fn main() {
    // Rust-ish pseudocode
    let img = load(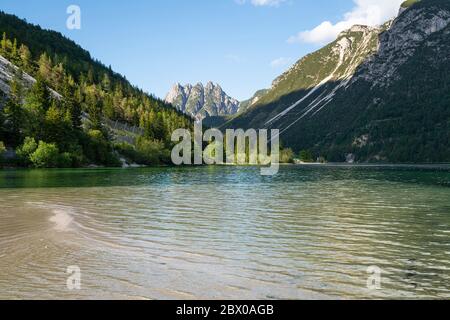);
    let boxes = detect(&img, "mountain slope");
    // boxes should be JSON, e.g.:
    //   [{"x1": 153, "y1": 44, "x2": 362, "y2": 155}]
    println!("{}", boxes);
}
[
  {"x1": 0, "y1": 55, "x2": 62, "y2": 100},
  {"x1": 0, "y1": 11, "x2": 192, "y2": 167},
  {"x1": 165, "y1": 82, "x2": 240, "y2": 120},
  {"x1": 228, "y1": 0, "x2": 450, "y2": 163},
  {"x1": 239, "y1": 89, "x2": 269, "y2": 113}
]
